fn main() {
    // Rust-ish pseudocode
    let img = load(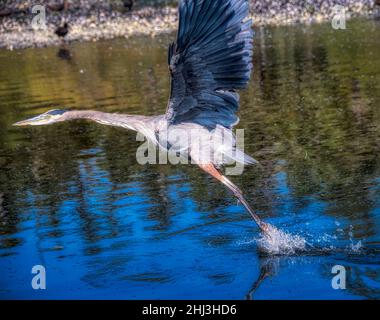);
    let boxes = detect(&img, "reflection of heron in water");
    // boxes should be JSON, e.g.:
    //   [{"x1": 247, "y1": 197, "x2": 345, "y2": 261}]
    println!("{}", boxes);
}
[
  {"x1": 246, "y1": 257, "x2": 278, "y2": 300},
  {"x1": 14, "y1": 0, "x2": 272, "y2": 235}
]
